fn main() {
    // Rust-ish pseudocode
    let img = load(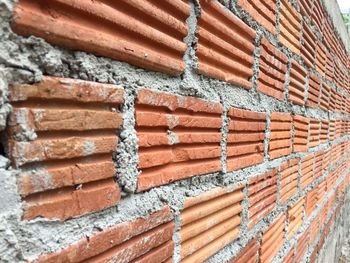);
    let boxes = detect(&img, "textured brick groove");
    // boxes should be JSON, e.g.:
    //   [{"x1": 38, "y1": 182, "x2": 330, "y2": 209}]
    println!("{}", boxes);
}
[
  {"x1": 296, "y1": 227, "x2": 309, "y2": 262},
  {"x1": 288, "y1": 60, "x2": 307, "y2": 106},
  {"x1": 287, "y1": 197, "x2": 304, "y2": 239},
  {"x1": 180, "y1": 186, "x2": 243, "y2": 262},
  {"x1": 301, "y1": 22, "x2": 316, "y2": 68},
  {"x1": 306, "y1": 73, "x2": 321, "y2": 109},
  {"x1": 293, "y1": 115, "x2": 309, "y2": 152},
  {"x1": 301, "y1": 154, "x2": 314, "y2": 190},
  {"x1": 6, "y1": 77, "x2": 122, "y2": 220},
  {"x1": 279, "y1": 158, "x2": 299, "y2": 204},
  {"x1": 229, "y1": 237, "x2": 259, "y2": 263},
  {"x1": 269, "y1": 112, "x2": 292, "y2": 159},
  {"x1": 135, "y1": 89, "x2": 223, "y2": 191}
]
